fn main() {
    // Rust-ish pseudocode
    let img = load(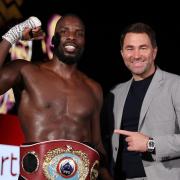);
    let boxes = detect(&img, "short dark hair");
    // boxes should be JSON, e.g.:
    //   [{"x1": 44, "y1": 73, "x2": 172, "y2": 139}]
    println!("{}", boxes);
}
[
  {"x1": 120, "y1": 22, "x2": 157, "y2": 49},
  {"x1": 56, "y1": 13, "x2": 85, "y2": 31}
]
